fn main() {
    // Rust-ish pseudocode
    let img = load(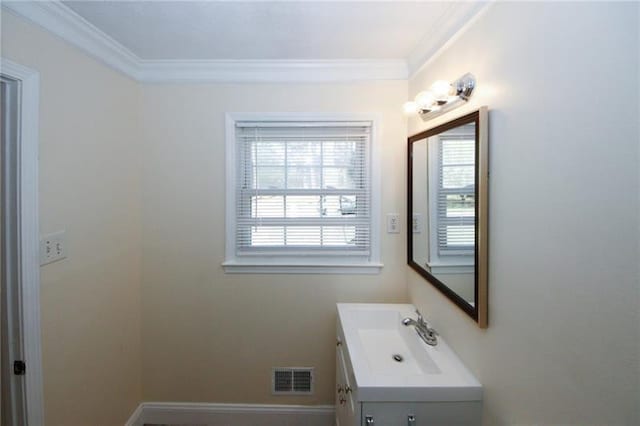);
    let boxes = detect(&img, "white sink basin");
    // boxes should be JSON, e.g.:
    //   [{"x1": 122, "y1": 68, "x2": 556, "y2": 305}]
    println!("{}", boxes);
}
[{"x1": 337, "y1": 303, "x2": 482, "y2": 402}]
